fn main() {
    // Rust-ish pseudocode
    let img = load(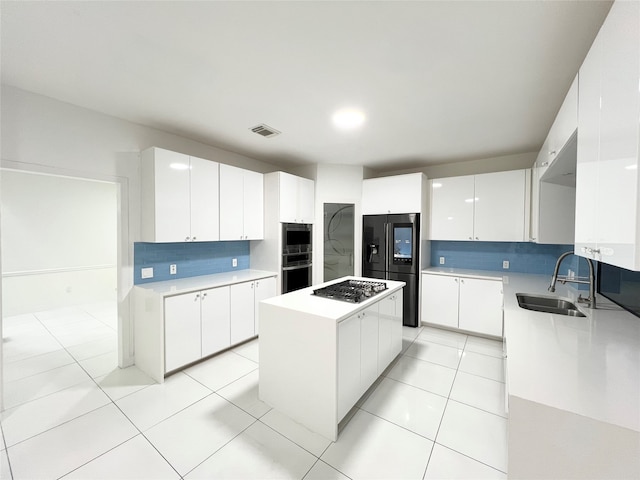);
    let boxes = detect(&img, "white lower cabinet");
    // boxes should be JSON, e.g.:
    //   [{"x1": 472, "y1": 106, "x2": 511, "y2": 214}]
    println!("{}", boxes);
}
[
  {"x1": 378, "y1": 292, "x2": 403, "y2": 374},
  {"x1": 337, "y1": 313, "x2": 361, "y2": 421},
  {"x1": 421, "y1": 273, "x2": 503, "y2": 337},
  {"x1": 165, "y1": 286, "x2": 232, "y2": 373},
  {"x1": 337, "y1": 298, "x2": 403, "y2": 421},
  {"x1": 201, "y1": 287, "x2": 231, "y2": 357},
  {"x1": 230, "y1": 277, "x2": 277, "y2": 344},
  {"x1": 164, "y1": 292, "x2": 203, "y2": 372}
]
